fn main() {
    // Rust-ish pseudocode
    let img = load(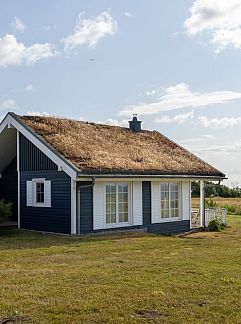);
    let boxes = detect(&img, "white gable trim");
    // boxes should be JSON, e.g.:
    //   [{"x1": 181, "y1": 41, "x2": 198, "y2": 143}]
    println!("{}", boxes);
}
[{"x1": 0, "y1": 113, "x2": 77, "y2": 178}]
